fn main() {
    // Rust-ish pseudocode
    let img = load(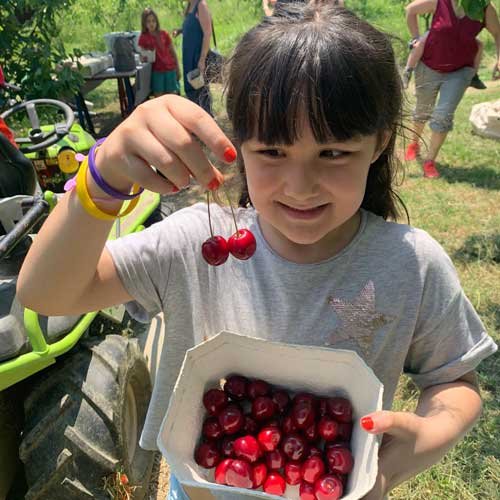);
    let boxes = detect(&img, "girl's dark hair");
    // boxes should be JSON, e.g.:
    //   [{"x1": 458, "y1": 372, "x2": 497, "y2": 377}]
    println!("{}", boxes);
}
[
  {"x1": 141, "y1": 7, "x2": 160, "y2": 33},
  {"x1": 226, "y1": 2, "x2": 406, "y2": 221}
]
